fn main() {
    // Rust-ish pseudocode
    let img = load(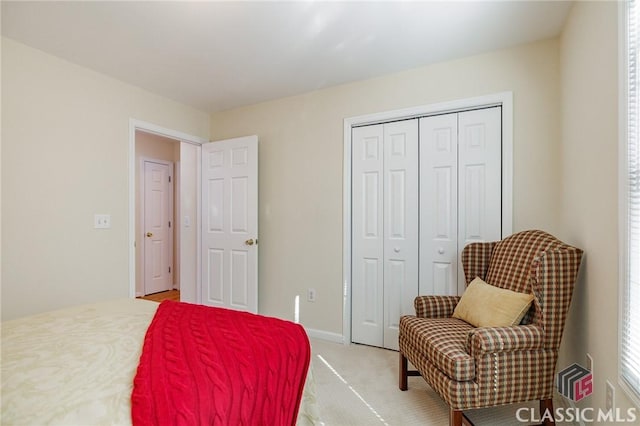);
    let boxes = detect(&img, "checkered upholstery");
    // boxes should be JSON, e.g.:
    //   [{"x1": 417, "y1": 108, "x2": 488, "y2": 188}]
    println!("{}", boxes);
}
[
  {"x1": 414, "y1": 295, "x2": 460, "y2": 318},
  {"x1": 400, "y1": 317, "x2": 475, "y2": 381},
  {"x1": 461, "y1": 240, "x2": 496, "y2": 285},
  {"x1": 399, "y1": 230, "x2": 583, "y2": 411},
  {"x1": 467, "y1": 324, "x2": 544, "y2": 355}
]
